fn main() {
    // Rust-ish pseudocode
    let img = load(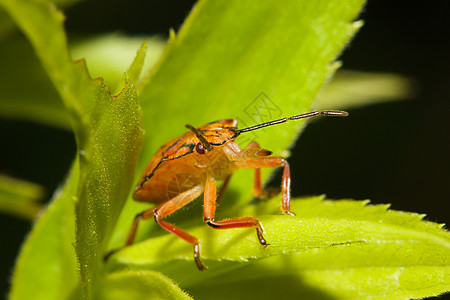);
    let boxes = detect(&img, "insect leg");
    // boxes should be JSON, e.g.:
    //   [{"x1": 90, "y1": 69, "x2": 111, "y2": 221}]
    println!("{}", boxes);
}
[
  {"x1": 153, "y1": 185, "x2": 207, "y2": 270},
  {"x1": 215, "y1": 174, "x2": 232, "y2": 204},
  {"x1": 203, "y1": 174, "x2": 268, "y2": 247},
  {"x1": 253, "y1": 168, "x2": 262, "y2": 197},
  {"x1": 235, "y1": 157, "x2": 294, "y2": 216},
  {"x1": 125, "y1": 206, "x2": 156, "y2": 246},
  {"x1": 244, "y1": 141, "x2": 263, "y2": 197},
  {"x1": 104, "y1": 204, "x2": 161, "y2": 262}
]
